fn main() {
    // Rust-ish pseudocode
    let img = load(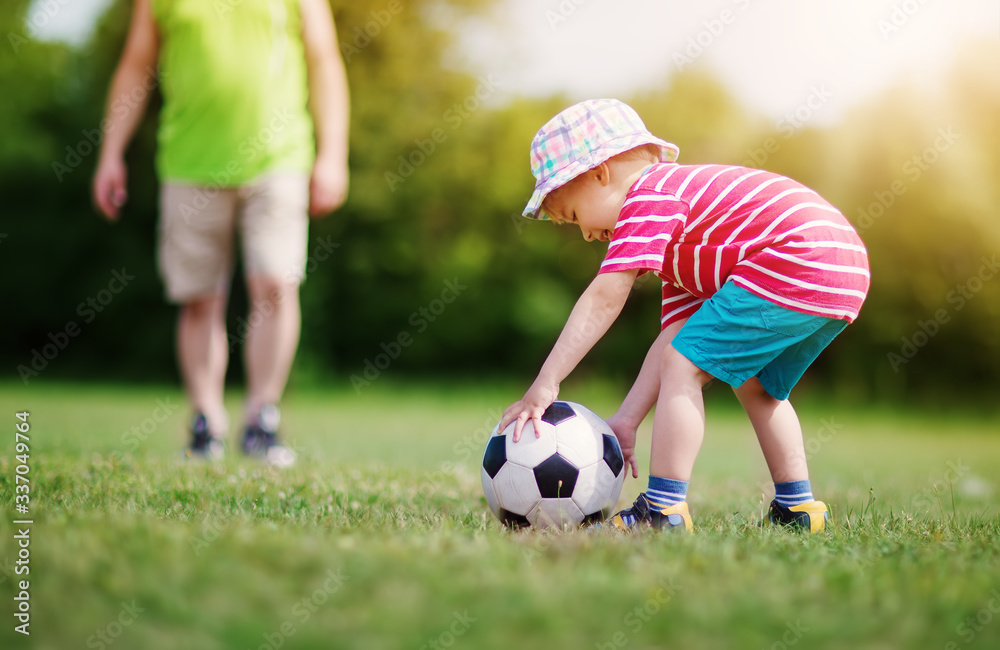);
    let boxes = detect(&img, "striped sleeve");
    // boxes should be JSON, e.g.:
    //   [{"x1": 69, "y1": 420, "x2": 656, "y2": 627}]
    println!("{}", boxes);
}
[
  {"x1": 661, "y1": 282, "x2": 704, "y2": 330},
  {"x1": 599, "y1": 192, "x2": 687, "y2": 275}
]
